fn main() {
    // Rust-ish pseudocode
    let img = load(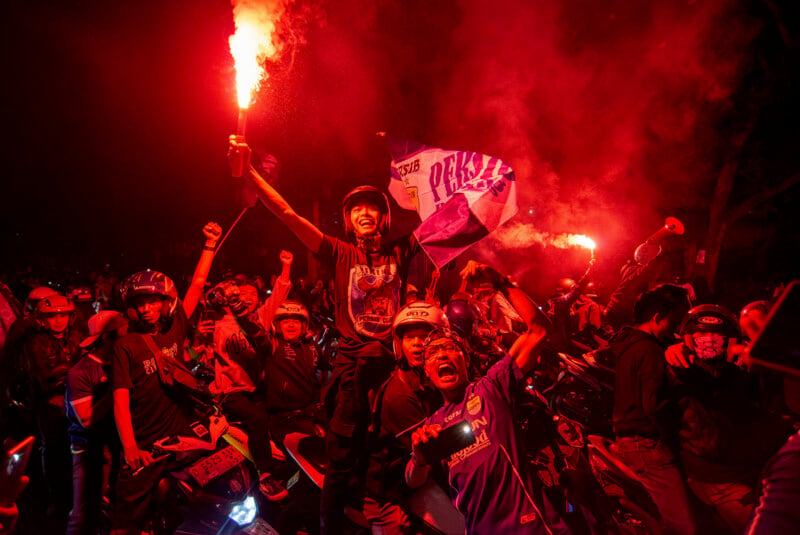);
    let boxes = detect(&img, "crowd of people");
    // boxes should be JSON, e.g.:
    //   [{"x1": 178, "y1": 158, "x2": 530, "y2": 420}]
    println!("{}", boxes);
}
[{"x1": 0, "y1": 138, "x2": 797, "y2": 535}]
